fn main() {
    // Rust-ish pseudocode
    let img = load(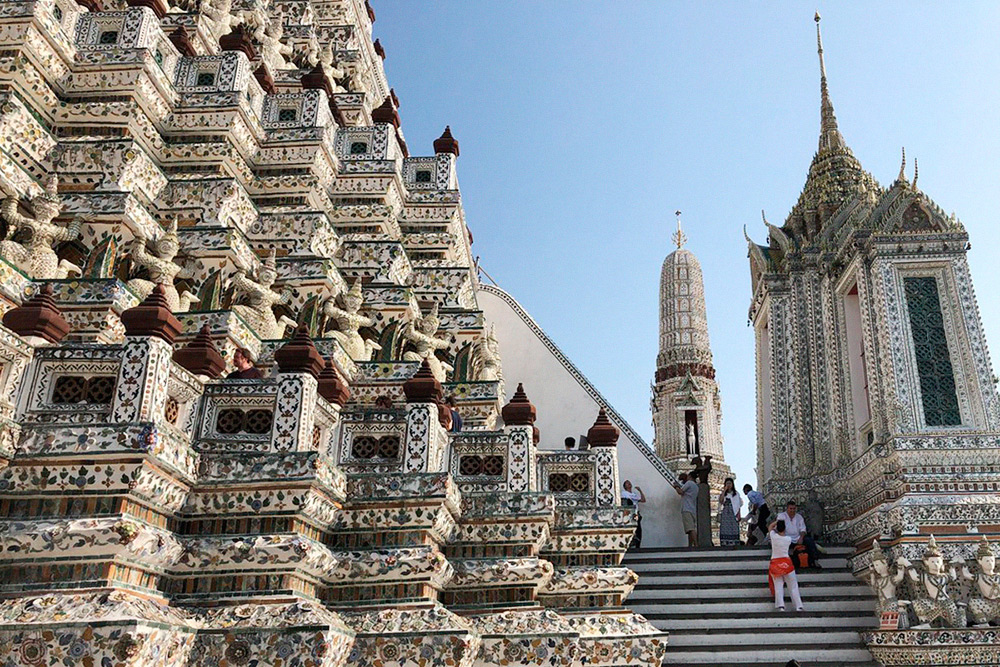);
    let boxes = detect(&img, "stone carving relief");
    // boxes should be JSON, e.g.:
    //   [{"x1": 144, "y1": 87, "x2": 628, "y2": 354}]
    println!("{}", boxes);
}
[
  {"x1": 402, "y1": 303, "x2": 452, "y2": 382},
  {"x1": 474, "y1": 324, "x2": 501, "y2": 382},
  {"x1": 960, "y1": 535, "x2": 1000, "y2": 627},
  {"x1": 323, "y1": 280, "x2": 380, "y2": 361},
  {"x1": 902, "y1": 535, "x2": 966, "y2": 628},
  {"x1": 231, "y1": 248, "x2": 296, "y2": 339},
  {"x1": 259, "y1": 12, "x2": 292, "y2": 72},
  {"x1": 126, "y1": 218, "x2": 198, "y2": 312},
  {"x1": 0, "y1": 175, "x2": 82, "y2": 279},
  {"x1": 868, "y1": 540, "x2": 910, "y2": 628}
]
